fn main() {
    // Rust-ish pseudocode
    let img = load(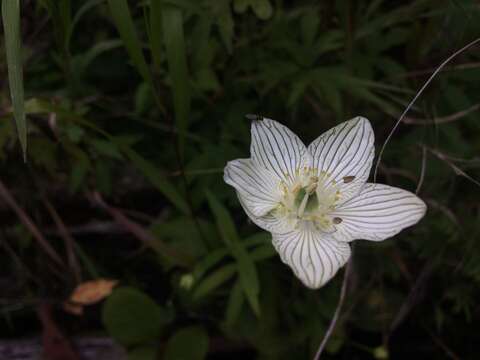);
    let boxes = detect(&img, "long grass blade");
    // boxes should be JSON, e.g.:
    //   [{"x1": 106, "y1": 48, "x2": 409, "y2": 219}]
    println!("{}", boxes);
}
[
  {"x1": 106, "y1": 0, "x2": 152, "y2": 86},
  {"x1": 206, "y1": 191, "x2": 261, "y2": 316},
  {"x1": 161, "y1": 4, "x2": 190, "y2": 156},
  {"x1": 149, "y1": 0, "x2": 162, "y2": 72},
  {"x1": 2, "y1": 0, "x2": 27, "y2": 159}
]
